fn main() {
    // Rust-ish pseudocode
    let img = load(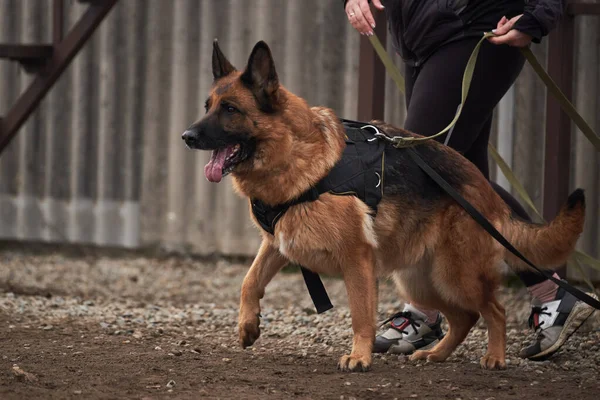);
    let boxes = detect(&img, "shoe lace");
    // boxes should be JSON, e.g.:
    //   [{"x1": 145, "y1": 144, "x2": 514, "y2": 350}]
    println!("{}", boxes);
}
[
  {"x1": 527, "y1": 306, "x2": 551, "y2": 330},
  {"x1": 379, "y1": 311, "x2": 421, "y2": 334}
]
